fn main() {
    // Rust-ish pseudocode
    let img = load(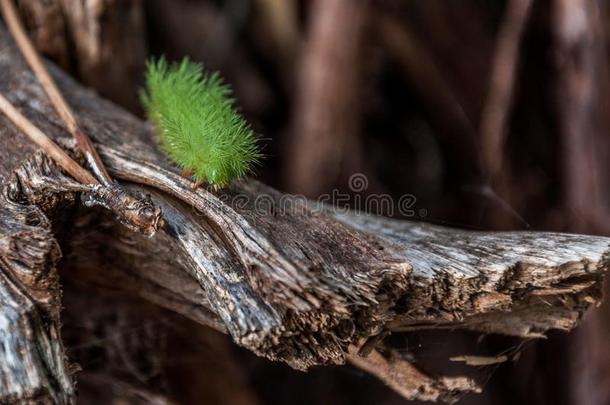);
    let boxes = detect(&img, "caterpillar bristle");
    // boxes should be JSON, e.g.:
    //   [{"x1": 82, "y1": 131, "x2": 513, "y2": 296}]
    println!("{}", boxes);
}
[{"x1": 141, "y1": 56, "x2": 262, "y2": 188}]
